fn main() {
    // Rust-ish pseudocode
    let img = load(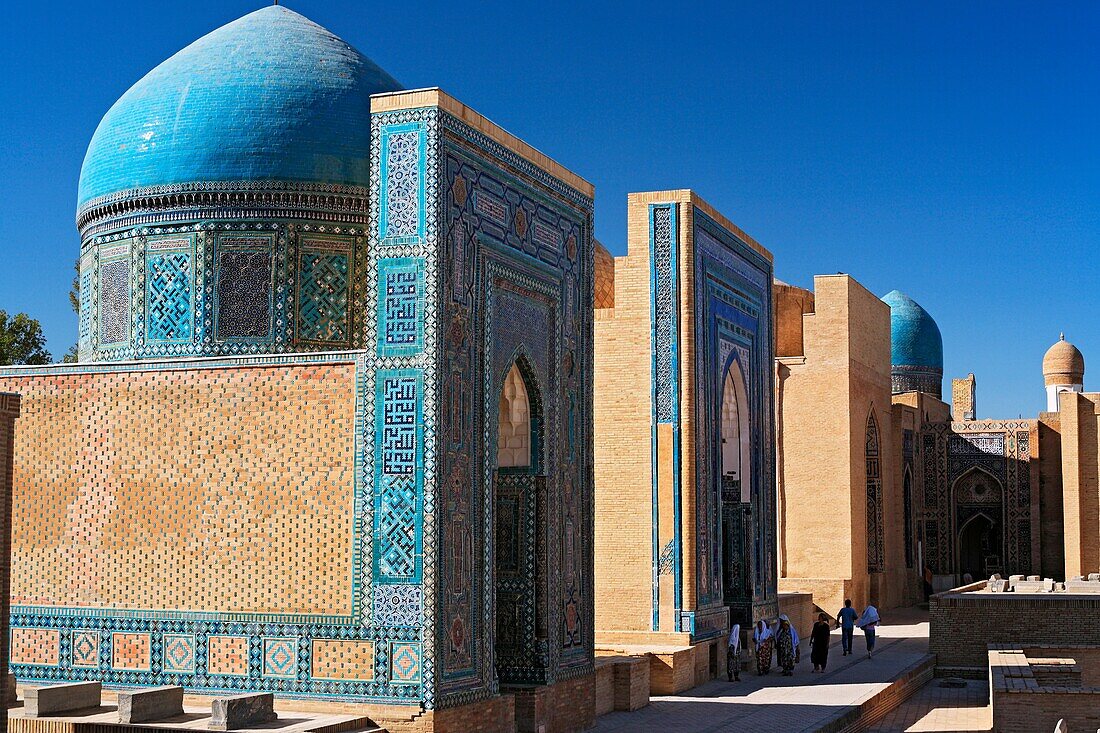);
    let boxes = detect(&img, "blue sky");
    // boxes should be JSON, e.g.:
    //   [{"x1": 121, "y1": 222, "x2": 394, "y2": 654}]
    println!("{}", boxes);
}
[{"x1": 1, "y1": 1, "x2": 1096, "y2": 417}]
